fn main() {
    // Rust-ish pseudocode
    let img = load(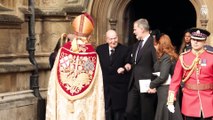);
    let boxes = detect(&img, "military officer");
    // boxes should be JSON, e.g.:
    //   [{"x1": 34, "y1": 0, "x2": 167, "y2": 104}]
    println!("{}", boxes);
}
[{"x1": 167, "y1": 28, "x2": 213, "y2": 120}]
